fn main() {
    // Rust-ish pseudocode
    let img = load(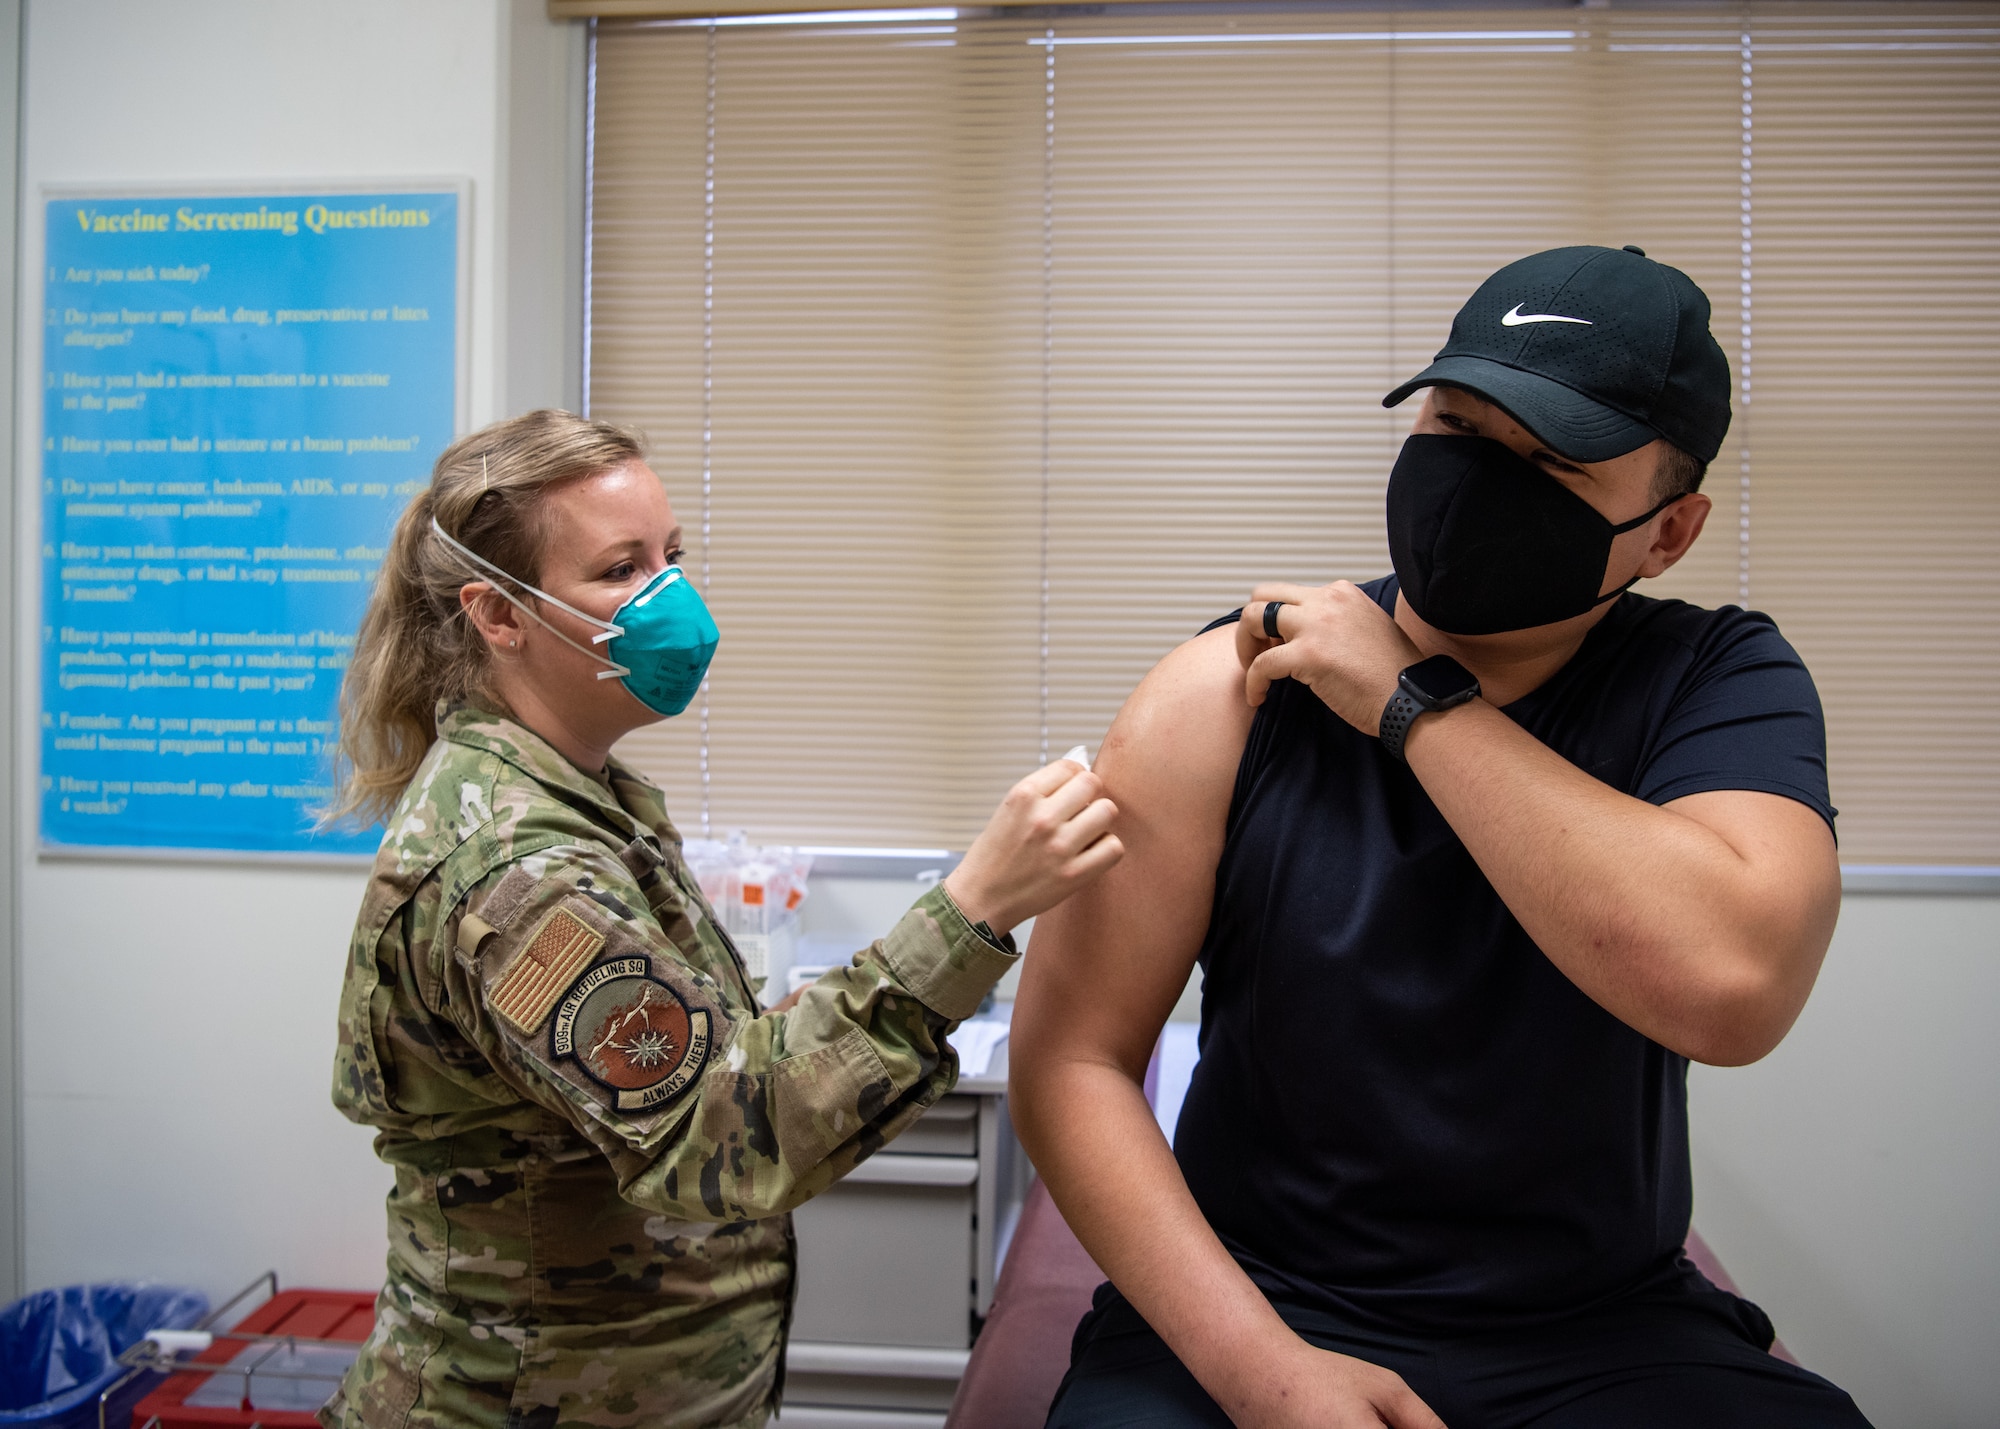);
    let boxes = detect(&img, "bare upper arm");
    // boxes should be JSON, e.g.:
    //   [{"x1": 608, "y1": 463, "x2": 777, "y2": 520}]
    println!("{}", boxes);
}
[
  {"x1": 1012, "y1": 625, "x2": 1255, "y2": 1082},
  {"x1": 1664, "y1": 788, "x2": 1842, "y2": 969}
]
